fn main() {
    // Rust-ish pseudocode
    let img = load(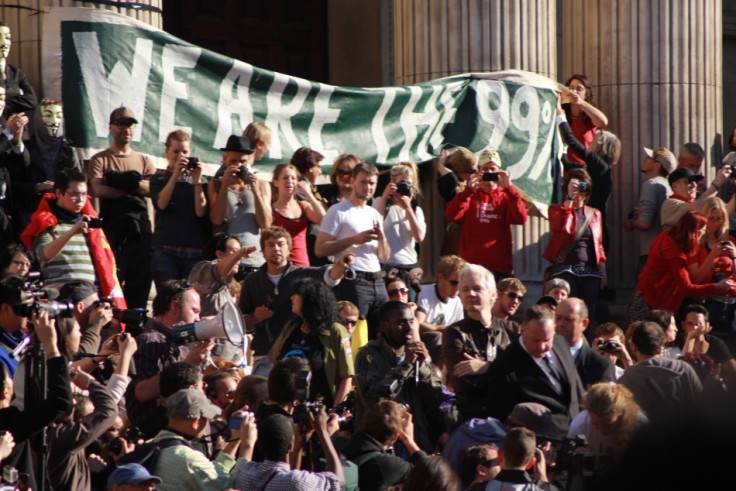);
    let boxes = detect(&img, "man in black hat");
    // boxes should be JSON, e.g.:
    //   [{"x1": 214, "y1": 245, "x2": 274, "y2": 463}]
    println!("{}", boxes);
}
[
  {"x1": 207, "y1": 135, "x2": 271, "y2": 271},
  {"x1": 661, "y1": 165, "x2": 730, "y2": 230},
  {"x1": 88, "y1": 107, "x2": 156, "y2": 308}
]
